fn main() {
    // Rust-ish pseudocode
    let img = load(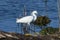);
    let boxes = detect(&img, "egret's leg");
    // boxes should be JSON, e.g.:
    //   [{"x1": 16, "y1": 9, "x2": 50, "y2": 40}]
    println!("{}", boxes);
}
[
  {"x1": 23, "y1": 24, "x2": 28, "y2": 34},
  {"x1": 23, "y1": 23, "x2": 27, "y2": 34},
  {"x1": 28, "y1": 23, "x2": 32, "y2": 34},
  {"x1": 21, "y1": 23, "x2": 23, "y2": 33}
]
